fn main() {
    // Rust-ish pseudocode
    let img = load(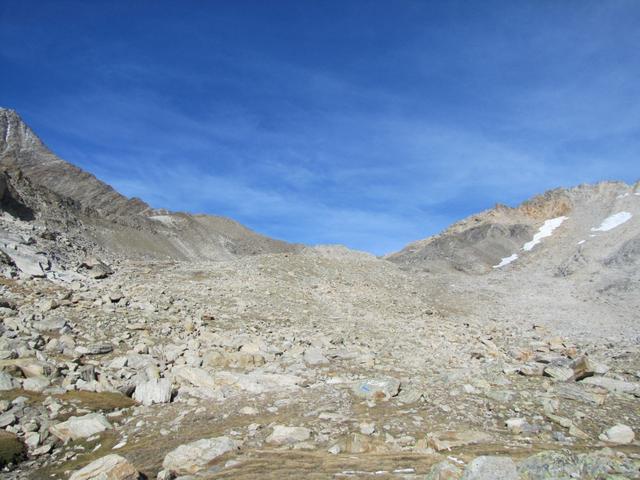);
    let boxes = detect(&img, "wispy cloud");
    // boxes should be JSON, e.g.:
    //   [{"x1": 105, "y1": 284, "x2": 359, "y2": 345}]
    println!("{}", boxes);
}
[{"x1": 2, "y1": 1, "x2": 639, "y2": 254}]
